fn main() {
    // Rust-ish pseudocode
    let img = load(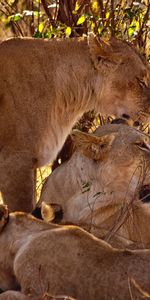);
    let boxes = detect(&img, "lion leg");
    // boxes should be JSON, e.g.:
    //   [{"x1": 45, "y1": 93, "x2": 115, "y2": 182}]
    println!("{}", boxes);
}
[
  {"x1": 0, "y1": 291, "x2": 31, "y2": 300},
  {"x1": 0, "y1": 152, "x2": 36, "y2": 212}
]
